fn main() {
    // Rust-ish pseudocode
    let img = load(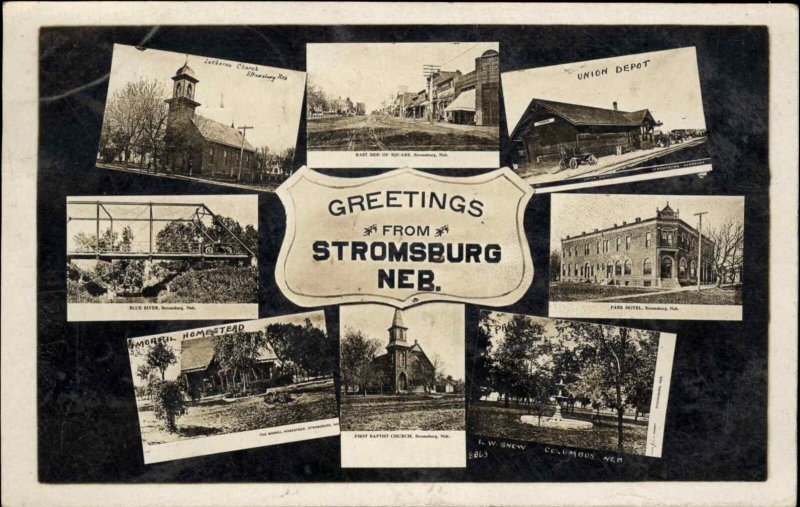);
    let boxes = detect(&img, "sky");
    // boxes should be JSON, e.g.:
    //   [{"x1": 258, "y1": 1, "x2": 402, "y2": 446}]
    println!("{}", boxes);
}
[
  {"x1": 340, "y1": 303, "x2": 465, "y2": 380},
  {"x1": 106, "y1": 44, "x2": 306, "y2": 152},
  {"x1": 502, "y1": 47, "x2": 707, "y2": 134},
  {"x1": 66, "y1": 194, "x2": 257, "y2": 251},
  {"x1": 308, "y1": 42, "x2": 498, "y2": 112},
  {"x1": 128, "y1": 312, "x2": 326, "y2": 387},
  {"x1": 549, "y1": 194, "x2": 745, "y2": 247}
]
